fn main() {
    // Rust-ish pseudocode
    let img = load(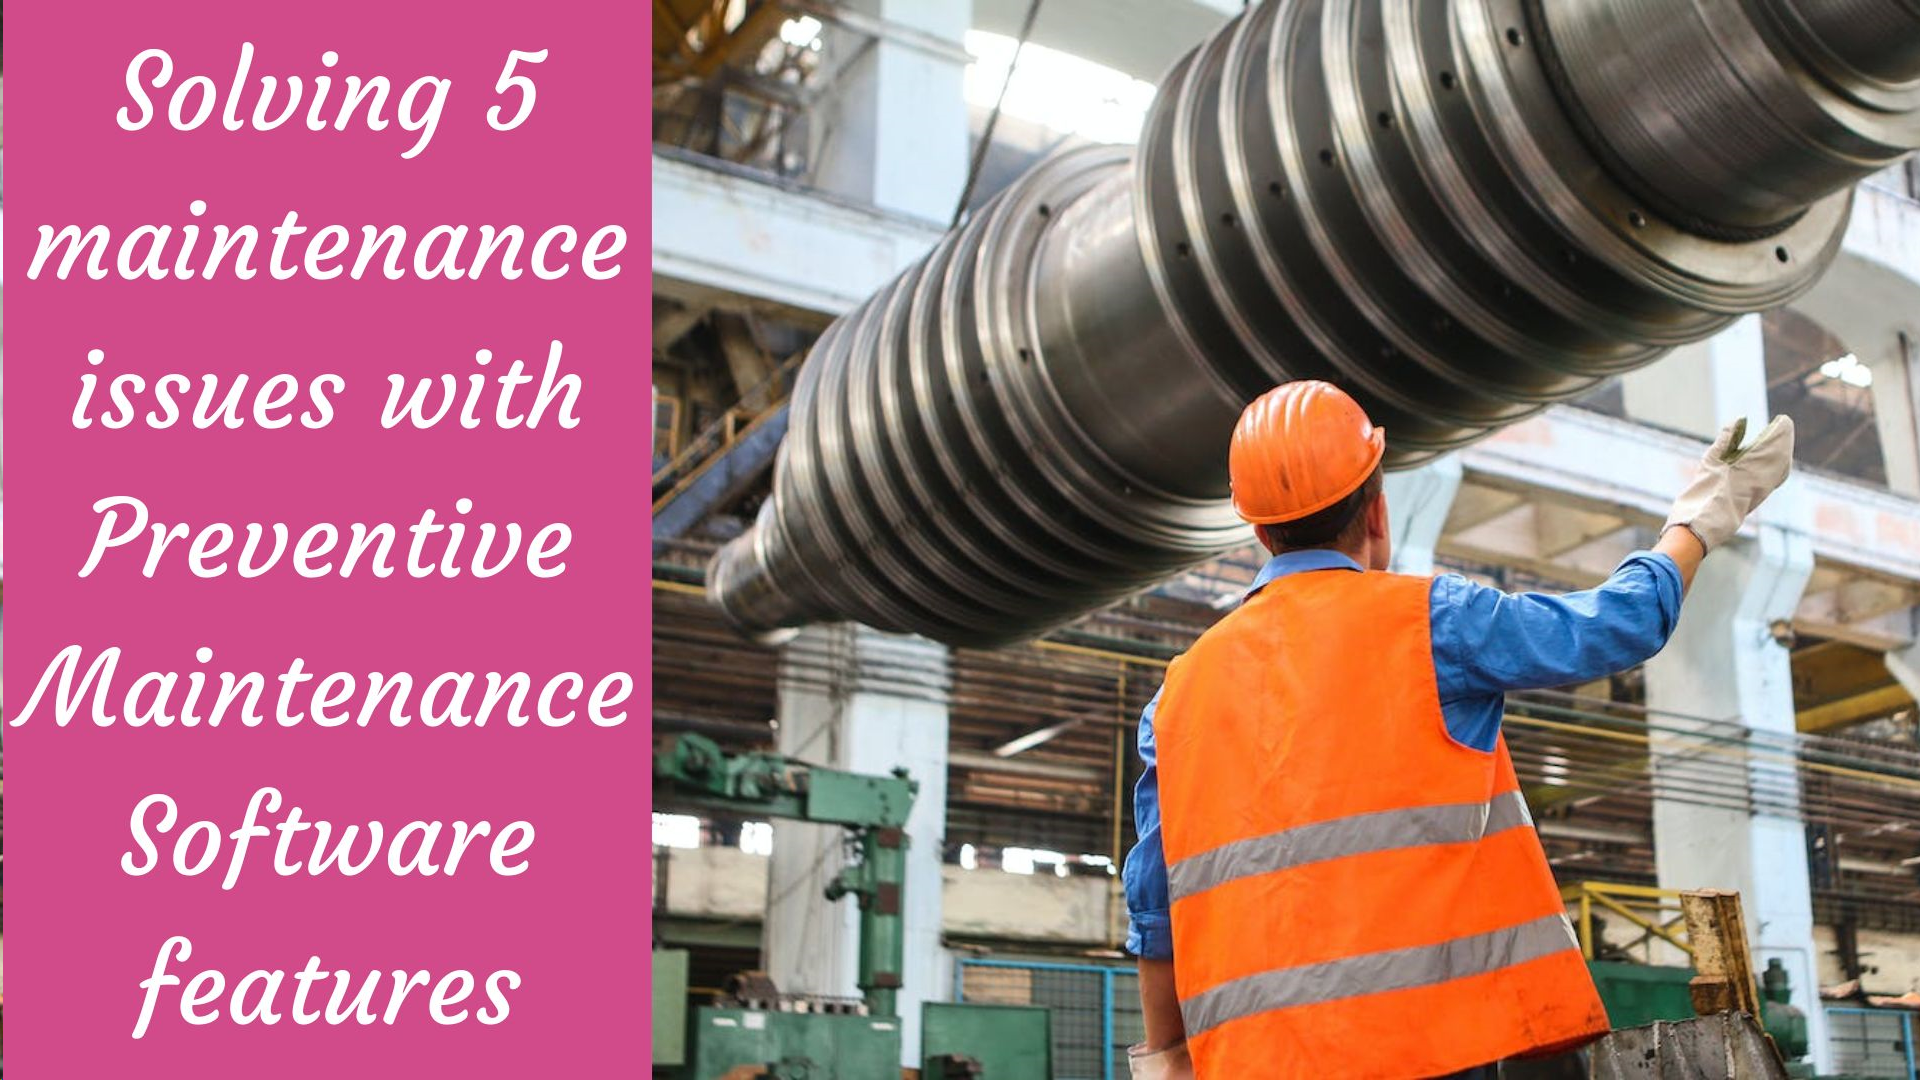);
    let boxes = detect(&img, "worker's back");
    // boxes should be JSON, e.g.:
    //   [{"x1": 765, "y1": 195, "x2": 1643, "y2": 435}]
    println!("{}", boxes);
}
[{"x1": 1154, "y1": 567, "x2": 1607, "y2": 1078}]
